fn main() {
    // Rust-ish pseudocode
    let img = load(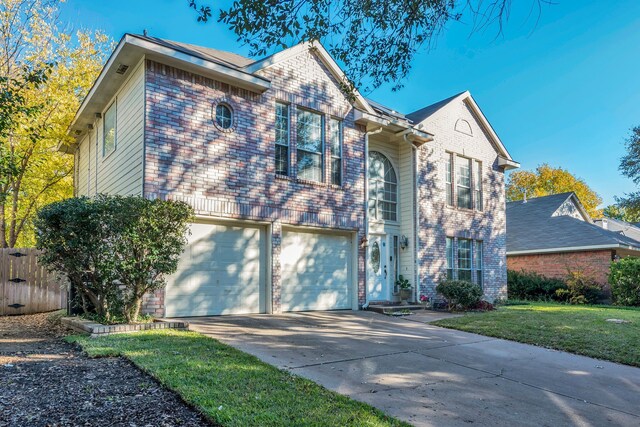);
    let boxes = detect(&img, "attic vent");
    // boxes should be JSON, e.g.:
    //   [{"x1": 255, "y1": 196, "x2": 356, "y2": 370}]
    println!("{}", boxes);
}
[{"x1": 115, "y1": 64, "x2": 129, "y2": 75}]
